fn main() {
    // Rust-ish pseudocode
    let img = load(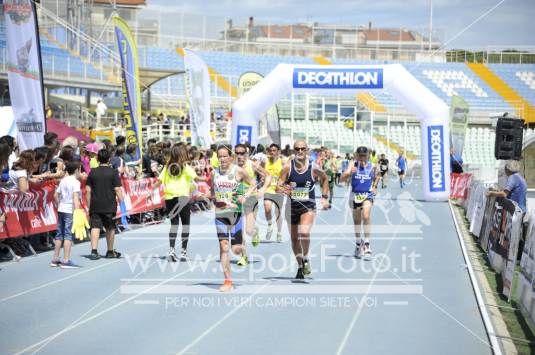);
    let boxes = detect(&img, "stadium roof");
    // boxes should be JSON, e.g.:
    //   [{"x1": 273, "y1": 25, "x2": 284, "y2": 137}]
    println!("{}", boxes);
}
[{"x1": 139, "y1": 68, "x2": 184, "y2": 90}]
